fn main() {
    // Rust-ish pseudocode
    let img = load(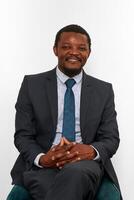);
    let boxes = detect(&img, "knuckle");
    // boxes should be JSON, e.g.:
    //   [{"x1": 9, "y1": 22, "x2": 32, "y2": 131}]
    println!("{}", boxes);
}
[{"x1": 51, "y1": 156, "x2": 55, "y2": 160}]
